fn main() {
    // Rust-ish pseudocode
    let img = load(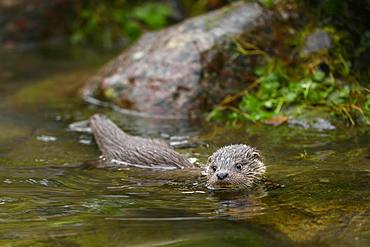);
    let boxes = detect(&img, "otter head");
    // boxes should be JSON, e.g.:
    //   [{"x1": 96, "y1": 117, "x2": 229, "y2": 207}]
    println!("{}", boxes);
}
[{"x1": 206, "y1": 144, "x2": 266, "y2": 190}]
